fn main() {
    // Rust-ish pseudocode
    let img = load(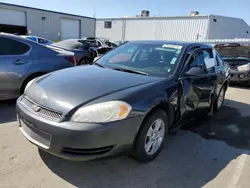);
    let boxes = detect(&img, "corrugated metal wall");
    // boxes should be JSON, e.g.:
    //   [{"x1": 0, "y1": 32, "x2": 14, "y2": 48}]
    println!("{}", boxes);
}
[
  {"x1": 0, "y1": 3, "x2": 96, "y2": 41},
  {"x1": 125, "y1": 17, "x2": 209, "y2": 41},
  {"x1": 96, "y1": 15, "x2": 250, "y2": 42},
  {"x1": 96, "y1": 17, "x2": 210, "y2": 42},
  {"x1": 207, "y1": 15, "x2": 250, "y2": 39},
  {"x1": 95, "y1": 19, "x2": 123, "y2": 41}
]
